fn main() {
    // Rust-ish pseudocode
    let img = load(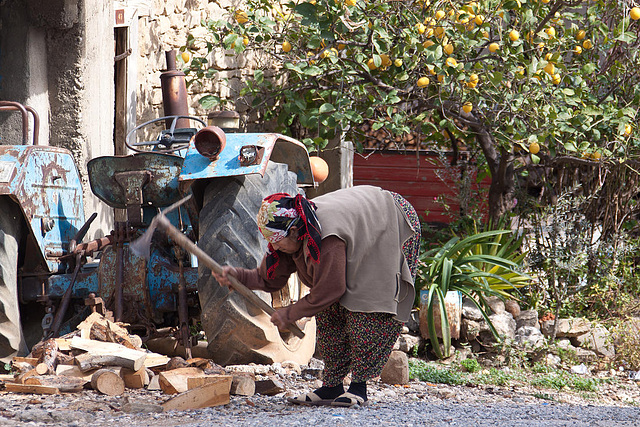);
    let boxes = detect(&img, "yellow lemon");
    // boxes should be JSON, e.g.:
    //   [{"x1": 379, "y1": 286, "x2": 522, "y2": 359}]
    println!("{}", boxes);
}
[
  {"x1": 425, "y1": 27, "x2": 434, "y2": 38},
  {"x1": 529, "y1": 142, "x2": 540, "y2": 154},
  {"x1": 181, "y1": 51, "x2": 190, "y2": 62},
  {"x1": 593, "y1": 151, "x2": 602, "y2": 160},
  {"x1": 345, "y1": 0, "x2": 357, "y2": 5},
  {"x1": 631, "y1": 7, "x2": 640, "y2": 21},
  {"x1": 475, "y1": 15, "x2": 484, "y2": 25},
  {"x1": 417, "y1": 76, "x2": 430, "y2": 87},
  {"x1": 545, "y1": 53, "x2": 553, "y2": 61},
  {"x1": 428, "y1": 65, "x2": 436, "y2": 75},
  {"x1": 380, "y1": 54, "x2": 392, "y2": 67},
  {"x1": 434, "y1": 27, "x2": 445, "y2": 39},
  {"x1": 423, "y1": 40, "x2": 435, "y2": 48},
  {"x1": 466, "y1": 81, "x2": 477, "y2": 89},
  {"x1": 337, "y1": 43, "x2": 346, "y2": 50},
  {"x1": 509, "y1": 30, "x2": 520, "y2": 41},
  {"x1": 282, "y1": 40, "x2": 292, "y2": 52},
  {"x1": 446, "y1": 57, "x2": 457, "y2": 67},
  {"x1": 537, "y1": 42, "x2": 545, "y2": 51},
  {"x1": 583, "y1": 39, "x2": 593, "y2": 49},
  {"x1": 366, "y1": 58, "x2": 377, "y2": 70},
  {"x1": 624, "y1": 124, "x2": 633, "y2": 136},
  {"x1": 516, "y1": 66, "x2": 525, "y2": 75},
  {"x1": 394, "y1": 58, "x2": 403, "y2": 67},
  {"x1": 469, "y1": 73, "x2": 479, "y2": 83},
  {"x1": 437, "y1": 74, "x2": 444, "y2": 83},
  {"x1": 489, "y1": 42, "x2": 500, "y2": 53},
  {"x1": 462, "y1": 102, "x2": 473, "y2": 113},
  {"x1": 576, "y1": 30, "x2": 586, "y2": 41},
  {"x1": 482, "y1": 31, "x2": 490, "y2": 39},
  {"x1": 235, "y1": 10, "x2": 249, "y2": 24},
  {"x1": 573, "y1": 45, "x2": 582, "y2": 54},
  {"x1": 546, "y1": 27, "x2": 556, "y2": 38},
  {"x1": 435, "y1": 10, "x2": 445, "y2": 20},
  {"x1": 417, "y1": 23, "x2": 427, "y2": 34},
  {"x1": 444, "y1": 44, "x2": 454, "y2": 55},
  {"x1": 541, "y1": 0, "x2": 549, "y2": 3},
  {"x1": 243, "y1": 36, "x2": 249, "y2": 46},
  {"x1": 552, "y1": 73, "x2": 561, "y2": 84},
  {"x1": 543, "y1": 63, "x2": 555, "y2": 75}
]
